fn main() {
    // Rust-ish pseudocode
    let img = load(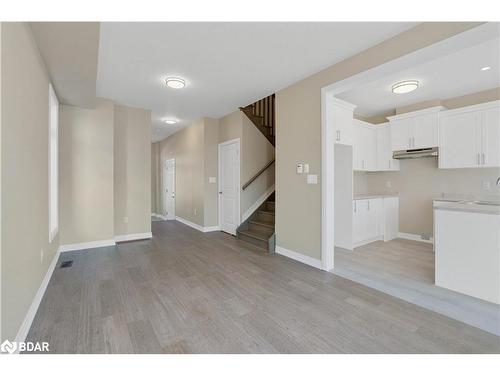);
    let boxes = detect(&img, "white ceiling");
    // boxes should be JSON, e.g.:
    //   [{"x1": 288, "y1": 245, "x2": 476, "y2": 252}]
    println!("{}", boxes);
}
[
  {"x1": 96, "y1": 22, "x2": 417, "y2": 142},
  {"x1": 337, "y1": 36, "x2": 500, "y2": 117}
]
